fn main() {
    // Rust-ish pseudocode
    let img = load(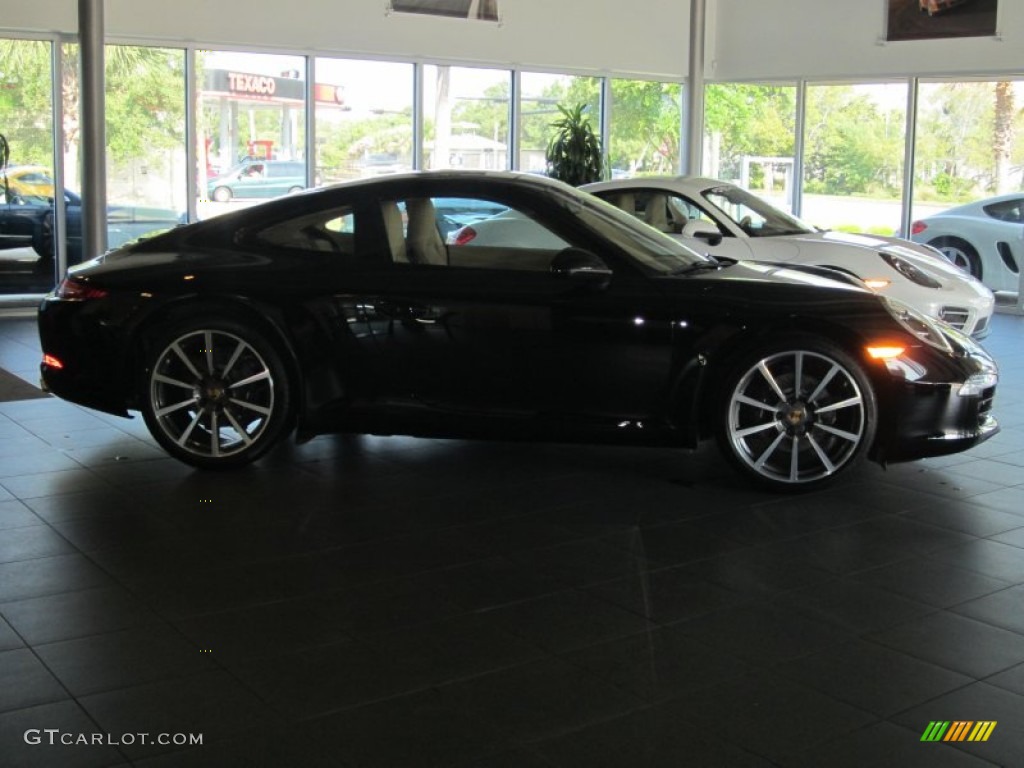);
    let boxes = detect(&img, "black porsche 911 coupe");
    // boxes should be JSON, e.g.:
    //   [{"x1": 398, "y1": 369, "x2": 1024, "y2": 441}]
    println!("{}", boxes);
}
[{"x1": 38, "y1": 171, "x2": 999, "y2": 490}]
